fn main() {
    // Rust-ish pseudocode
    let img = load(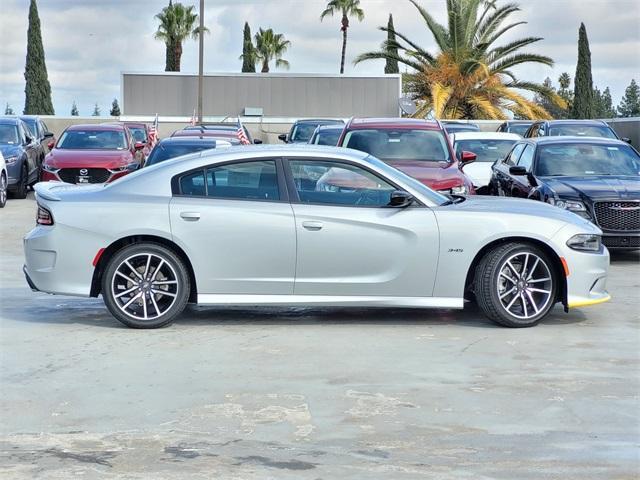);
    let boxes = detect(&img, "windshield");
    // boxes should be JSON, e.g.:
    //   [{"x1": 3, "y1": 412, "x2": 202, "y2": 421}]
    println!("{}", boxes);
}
[
  {"x1": 454, "y1": 139, "x2": 517, "y2": 163},
  {"x1": 444, "y1": 124, "x2": 479, "y2": 133},
  {"x1": 129, "y1": 127, "x2": 148, "y2": 143},
  {"x1": 508, "y1": 124, "x2": 531, "y2": 136},
  {"x1": 548, "y1": 124, "x2": 617, "y2": 139},
  {"x1": 312, "y1": 129, "x2": 342, "y2": 146},
  {"x1": 343, "y1": 128, "x2": 451, "y2": 163},
  {"x1": 0, "y1": 125, "x2": 20, "y2": 145},
  {"x1": 536, "y1": 143, "x2": 640, "y2": 177},
  {"x1": 146, "y1": 143, "x2": 215, "y2": 166},
  {"x1": 58, "y1": 129, "x2": 127, "y2": 150}
]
